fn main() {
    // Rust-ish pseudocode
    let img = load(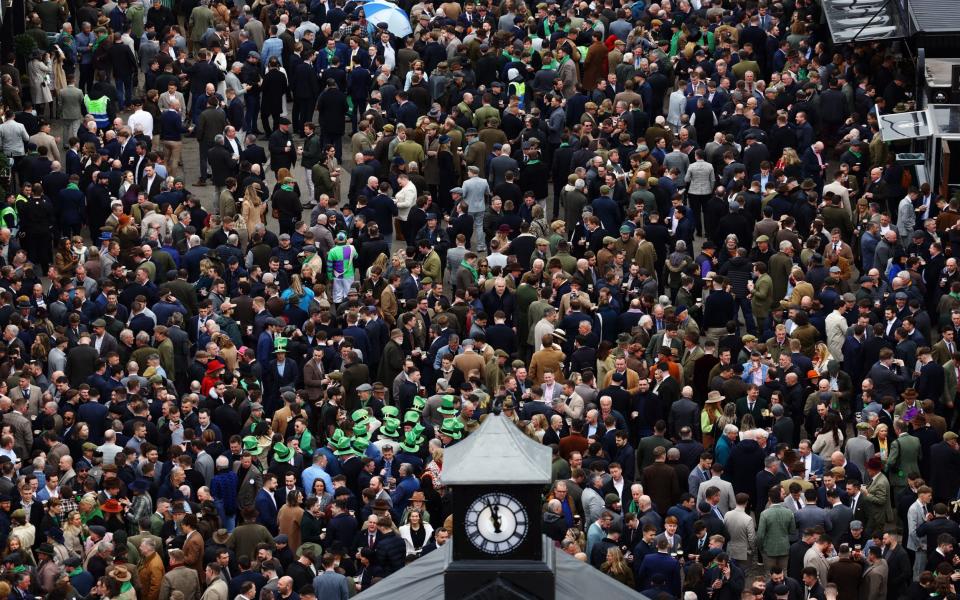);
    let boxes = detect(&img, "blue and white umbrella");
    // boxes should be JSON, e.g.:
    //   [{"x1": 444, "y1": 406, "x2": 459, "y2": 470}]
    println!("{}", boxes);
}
[{"x1": 362, "y1": 0, "x2": 413, "y2": 37}]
